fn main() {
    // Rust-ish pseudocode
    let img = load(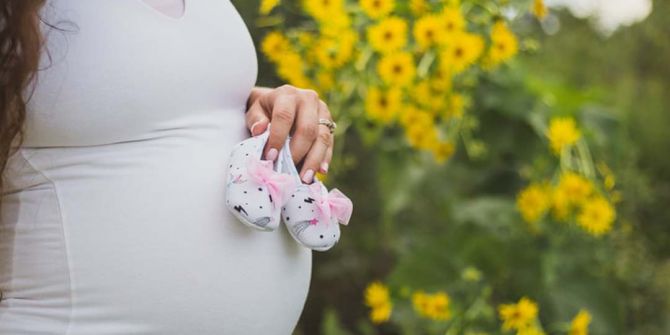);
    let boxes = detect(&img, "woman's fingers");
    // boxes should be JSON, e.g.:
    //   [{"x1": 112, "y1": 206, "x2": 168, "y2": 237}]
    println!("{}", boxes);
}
[
  {"x1": 244, "y1": 99, "x2": 270, "y2": 136},
  {"x1": 288, "y1": 89, "x2": 320, "y2": 165},
  {"x1": 248, "y1": 84, "x2": 334, "y2": 182},
  {"x1": 319, "y1": 100, "x2": 333, "y2": 174},
  {"x1": 297, "y1": 100, "x2": 333, "y2": 183},
  {"x1": 321, "y1": 144, "x2": 333, "y2": 174},
  {"x1": 262, "y1": 86, "x2": 297, "y2": 161},
  {"x1": 297, "y1": 125, "x2": 331, "y2": 183}
]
